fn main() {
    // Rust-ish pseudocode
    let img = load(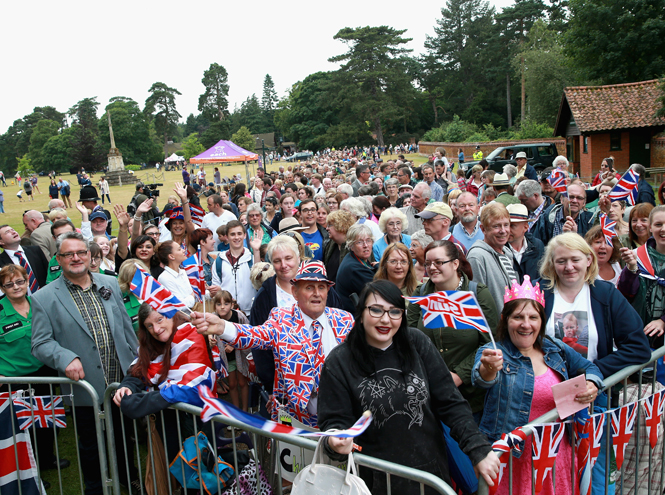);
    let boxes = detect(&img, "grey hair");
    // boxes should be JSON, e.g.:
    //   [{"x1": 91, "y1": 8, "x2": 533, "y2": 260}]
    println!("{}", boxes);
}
[
  {"x1": 345, "y1": 223, "x2": 373, "y2": 249},
  {"x1": 266, "y1": 235, "x2": 300, "y2": 262},
  {"x1": 503, "y1": 164, "x2": 517, "y2": 178},
  {"x1": 340, "y1": 197, "x2": 368, "y2": 219},
  {"x1": 411, "y1": 229, "x2": 434, "y2": 249},
  {"x1": 337, "y1": 184, "x2": 353, "y2": 196},
  {"x1": 378, "y1": 207, "x2": 407, "y2": 233},
  {"x1": 414, "y1": 182, "x2": 432, "y2": 200},
  {"x1": 358, "y1": 197, "x2": 373, "y2": 217},
  {"x1": 553, "y1": 155, "x2": 569, "y2": 169},
  {"x1": 631, "y1": 163, "x2": 646, "y2": 177},
  {"x1": 515, "y1": 179, "x2": 542, "y2": 199},
  {"x1": 246, "y1": 202, "x2": 264, "y2": 220},
  {"x1": 384, "y1": 177, "x2": 399, "y2": 187},
  {"x1": 55, "y1": 231, "x2": 89, "y2": 255}
]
